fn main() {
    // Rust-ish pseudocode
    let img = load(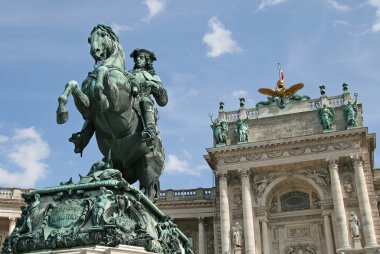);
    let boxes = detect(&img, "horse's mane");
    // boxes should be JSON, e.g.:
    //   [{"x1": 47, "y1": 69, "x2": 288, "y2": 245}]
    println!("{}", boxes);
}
[
  {"x1": 90, "y1": 24, "x2": 125, "y2": 69},
  {"x1": 90, "y1": 24, "x2": 119, "y2": 42}
]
